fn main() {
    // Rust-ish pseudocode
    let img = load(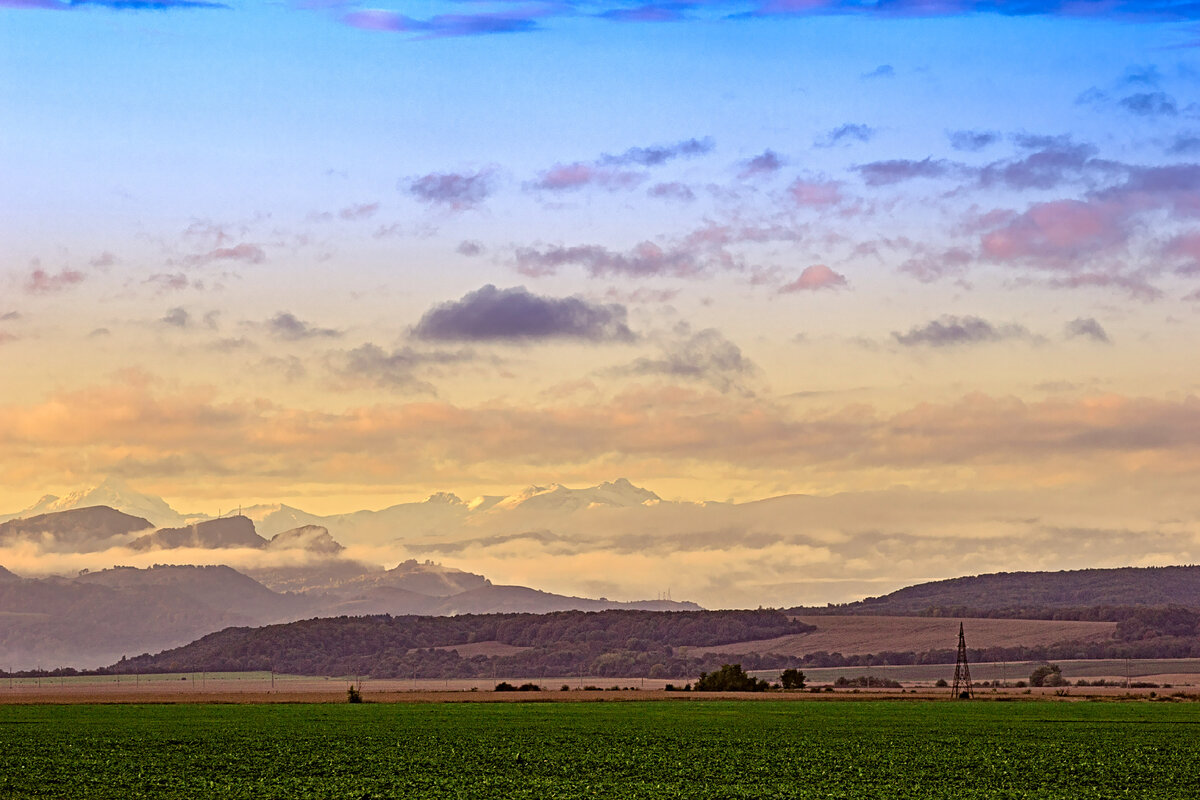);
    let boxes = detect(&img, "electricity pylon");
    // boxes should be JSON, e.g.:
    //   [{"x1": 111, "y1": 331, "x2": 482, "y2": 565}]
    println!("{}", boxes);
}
[{"x1": 951, "y1": 621, "x2": 973, "y2": 699}]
